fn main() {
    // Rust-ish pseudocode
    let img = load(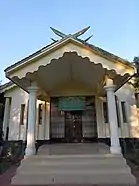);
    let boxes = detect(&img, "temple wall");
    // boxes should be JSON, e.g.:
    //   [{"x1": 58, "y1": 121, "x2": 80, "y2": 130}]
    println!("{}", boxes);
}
[
  {"x1": 4, "y1": 87, "x2": 50, "y2": 141},
  {"x1": 4, "y1": 87, "x2": 28, "y2": 140}
]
